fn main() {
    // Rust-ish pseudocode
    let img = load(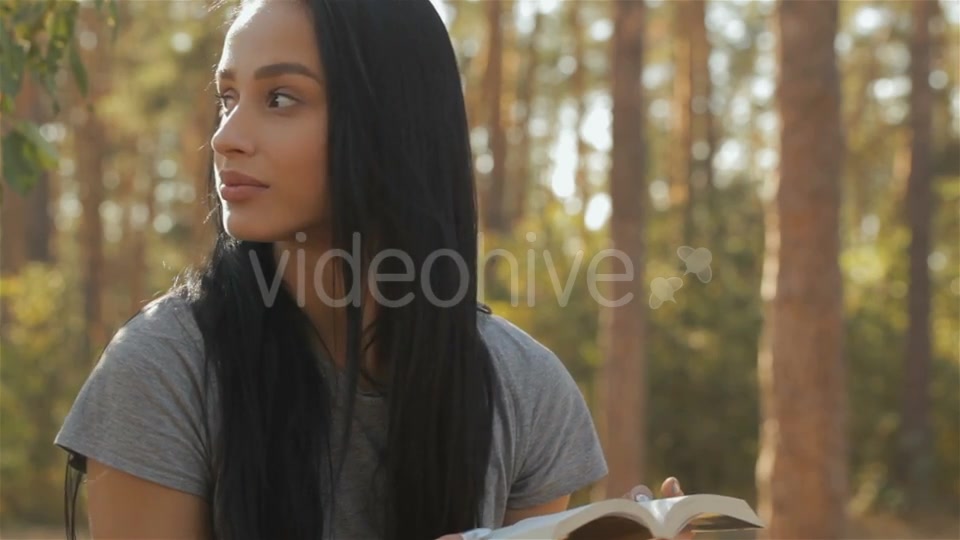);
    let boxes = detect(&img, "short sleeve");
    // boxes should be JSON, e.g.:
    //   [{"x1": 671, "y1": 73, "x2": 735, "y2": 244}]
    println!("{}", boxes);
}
[
  {"x1": 54, "y1": 295, "x2": 212, "y2": 499},
  {"x1": 483, "y1": 316, "x2": 609, "y2": 509}
]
